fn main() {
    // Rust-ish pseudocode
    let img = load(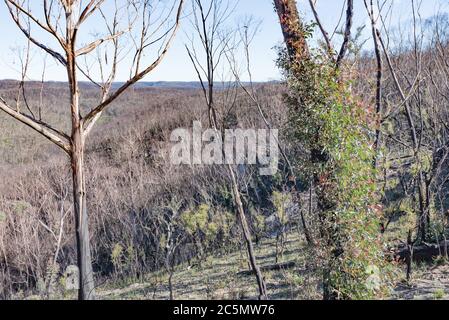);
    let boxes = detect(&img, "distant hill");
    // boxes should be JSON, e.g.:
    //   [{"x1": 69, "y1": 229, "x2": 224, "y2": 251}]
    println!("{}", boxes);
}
[
  {"x1": 0, "y1": 80, "x2": 280, "y2": 90},
  {"x1": 118, "y1": 81, "x2": 204, "y2": 89},
  {"x1": 119, "y1": 81, "x2": 280, "y2": 89}
]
